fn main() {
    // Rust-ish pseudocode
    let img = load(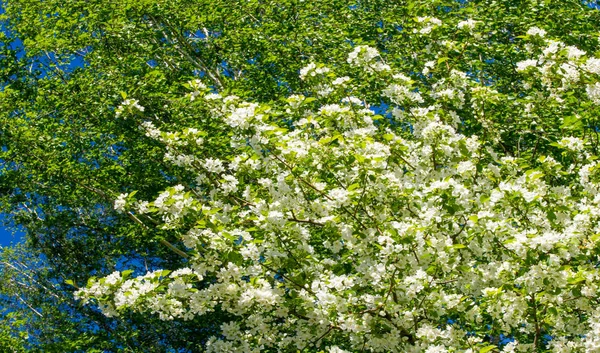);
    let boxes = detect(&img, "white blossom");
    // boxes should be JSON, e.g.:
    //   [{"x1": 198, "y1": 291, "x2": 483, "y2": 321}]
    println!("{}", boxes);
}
[
  {"x1": 516, "y1": 59, "x2": 537, "y2": 72},
  {"x1": 115, "y1": 98, "x2": 145, "y2": 118},
  {"x1": 114, "y1": 193, "x2": 128, "y2": 212},
  {"x1": 526, "y1": 27, "x2": 546, "y2": 37},
  {"x1": 457, "y1": 19, "x2": 479, "y2": 30},
  {"x1": 587, "y1": 82, "x2": 600, "y2": 104}
]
